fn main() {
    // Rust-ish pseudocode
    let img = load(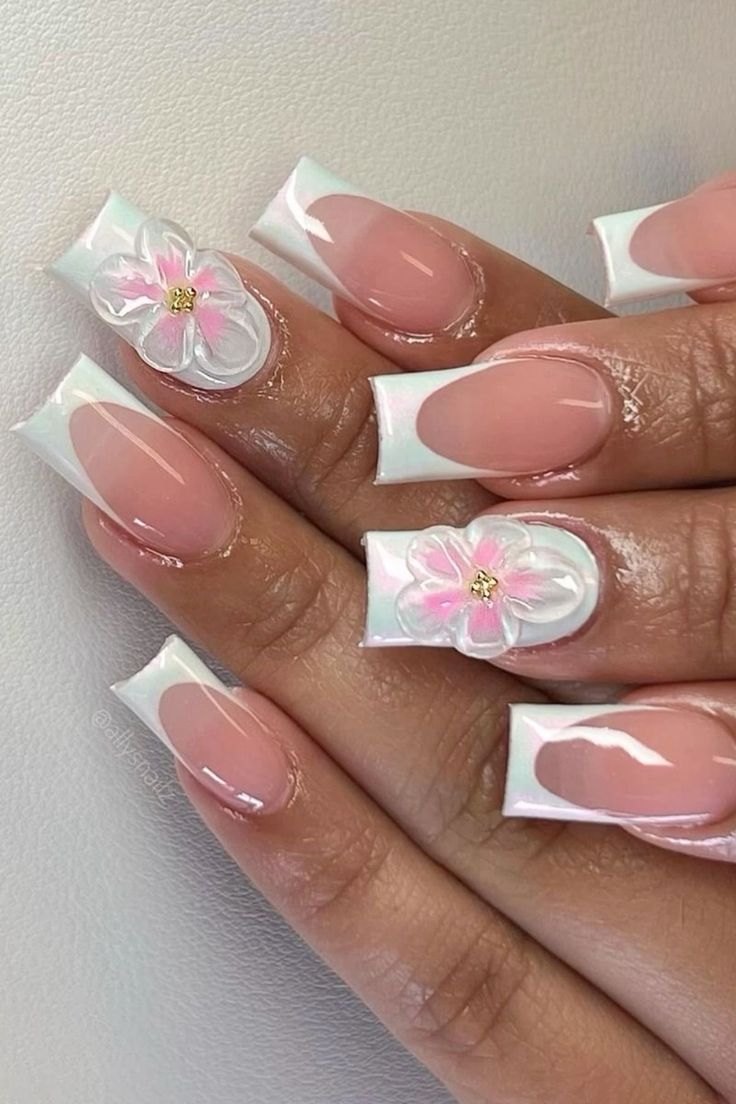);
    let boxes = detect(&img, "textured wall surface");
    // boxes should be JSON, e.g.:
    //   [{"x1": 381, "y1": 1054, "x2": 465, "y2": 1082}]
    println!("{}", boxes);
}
[{"x1": 3, "y1": 2, "x2": 736, "y2": 1101}]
